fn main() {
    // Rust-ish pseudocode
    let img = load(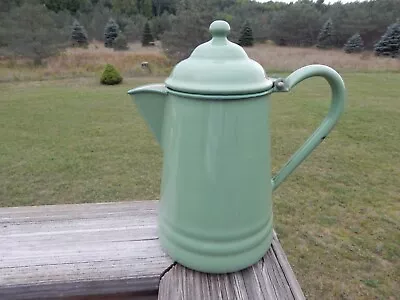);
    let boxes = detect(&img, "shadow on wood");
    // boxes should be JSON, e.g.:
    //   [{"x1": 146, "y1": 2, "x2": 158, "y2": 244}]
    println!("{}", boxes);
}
[{"x1": 159, "y1": 232, "x2": 305, "y2": 300}]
